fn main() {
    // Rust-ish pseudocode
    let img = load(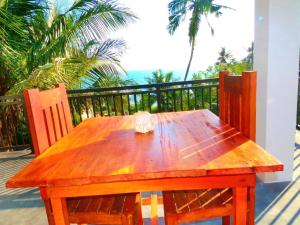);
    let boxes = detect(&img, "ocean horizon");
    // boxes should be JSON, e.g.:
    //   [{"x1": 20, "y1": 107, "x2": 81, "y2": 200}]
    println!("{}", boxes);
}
[{"x1": 125, "y1": 70, "x2": 196, "y2": 84}]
